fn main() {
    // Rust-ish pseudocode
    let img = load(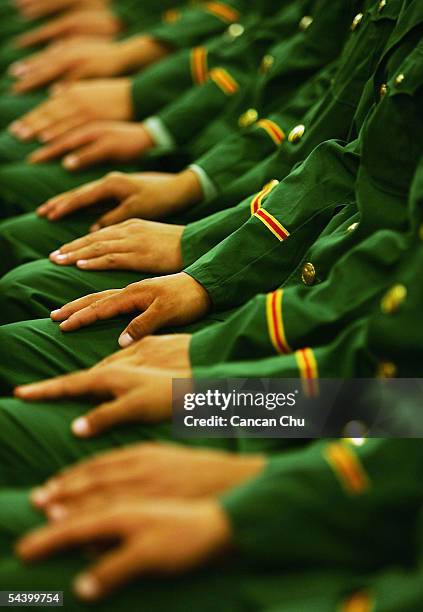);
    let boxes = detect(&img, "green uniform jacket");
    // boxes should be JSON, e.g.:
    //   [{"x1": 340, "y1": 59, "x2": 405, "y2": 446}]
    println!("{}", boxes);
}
[
  {"x1": 183, "y1": 4, "x2": 423, "y2": 368},
  {"x1": 130, "y1": 1, "x2": 304, "y2": 122},
  {"x1": 154, "y1": 0, "x2": 361, "y2": 156},
  {"x1": 187, "y1": 0, "x2": 402, "y2": 212}
]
